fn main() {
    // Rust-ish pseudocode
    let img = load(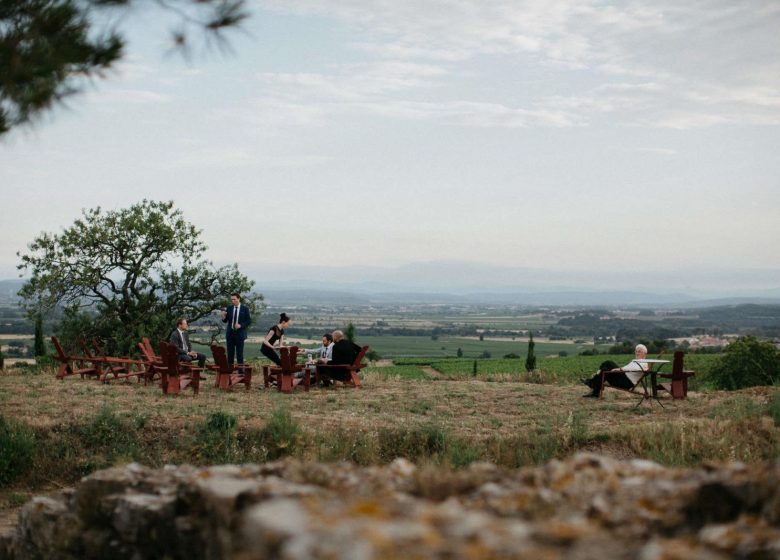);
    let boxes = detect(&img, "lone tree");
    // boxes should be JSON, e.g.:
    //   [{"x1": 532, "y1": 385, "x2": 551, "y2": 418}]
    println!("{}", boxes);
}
[
  {"x1": 525, "y1": 332, "x2": 536, "y2": 372},
  {"x1": 1, "y1": 0, "x2": 249, "y2": 134},
  {"x1": 17, "y1": 200, "x2": 259, "y2": 355}
]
